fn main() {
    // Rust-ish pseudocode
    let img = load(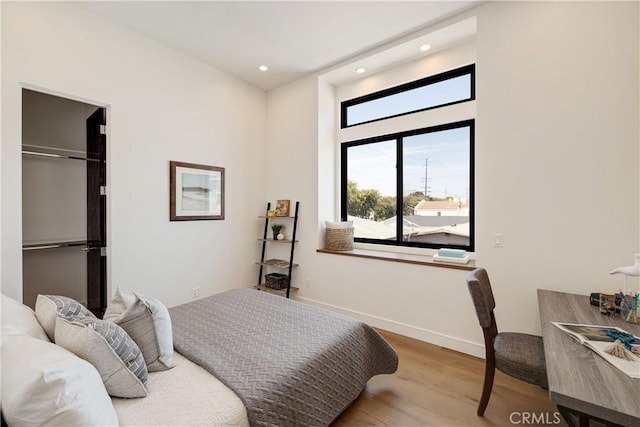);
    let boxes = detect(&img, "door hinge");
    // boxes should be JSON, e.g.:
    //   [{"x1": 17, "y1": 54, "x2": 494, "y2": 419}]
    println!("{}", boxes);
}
[
  {"x1": 100, "y1": 125, "x2": 107, "y2": 135},
  {"x1": 101, "y1": 247, "x2": 107, "y2": 257},
  {"x1": 100, "y1": 186, "x2": 107, "y2": 196}
]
